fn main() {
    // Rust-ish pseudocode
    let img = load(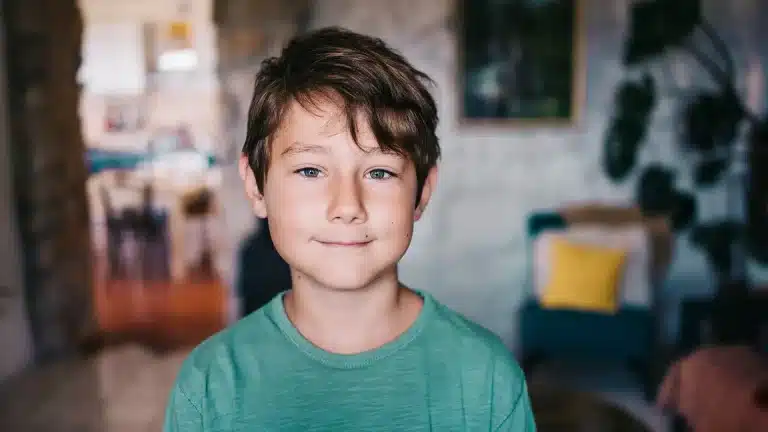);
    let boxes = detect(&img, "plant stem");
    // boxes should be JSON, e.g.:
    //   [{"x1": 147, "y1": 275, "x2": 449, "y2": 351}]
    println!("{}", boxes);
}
[
  {"x1": 657, "y1": 58, "x2": 709, "y2": 97},
  {"x1": 699, "y1": 20, "x2": 735, "y2": 79},
  {"x1": 685, "y1": 41, "x2": 730, "y2": 88},
  {"x1": 685, "y1": 42, "x2": 762, "y2": 127}
]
